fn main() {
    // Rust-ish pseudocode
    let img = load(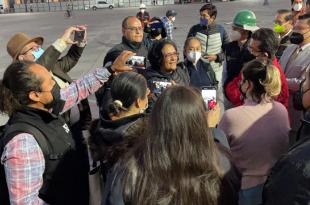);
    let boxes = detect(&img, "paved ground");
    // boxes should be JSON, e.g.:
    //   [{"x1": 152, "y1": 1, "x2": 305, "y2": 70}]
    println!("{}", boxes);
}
[{"x1": 0, "y1": 0, "x2": 290, "y2": 124}]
